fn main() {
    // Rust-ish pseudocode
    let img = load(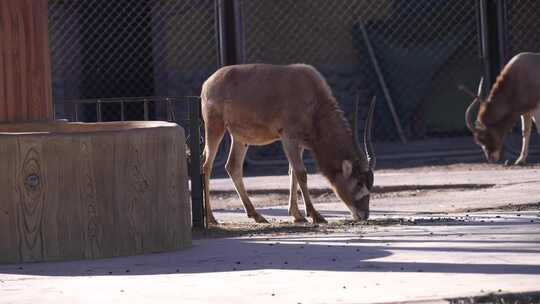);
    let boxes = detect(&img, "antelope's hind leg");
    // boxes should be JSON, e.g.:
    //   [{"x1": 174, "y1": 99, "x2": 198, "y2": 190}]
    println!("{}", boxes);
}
[
  {"x1": 202, "y1": 116, "x2": 226, "y2": 225},
  {"x1": 288, "y1": 164, "x2": 308, "y2": 223},
  {"x1": 515, "y1": 113, "x2": 532, "y2": 166},
  {"x1": 281, "y1": 138, "x2": 327, "y2": 224},
  {"x1": 226, "y1": 136, "x2": 269, "y2": 224}
]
